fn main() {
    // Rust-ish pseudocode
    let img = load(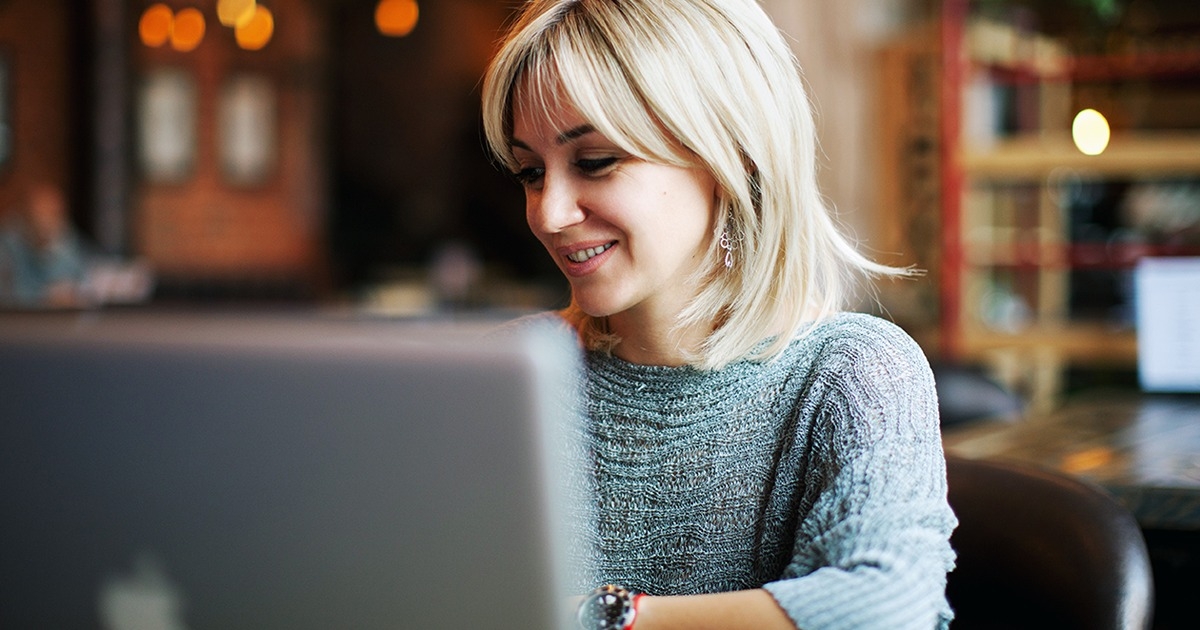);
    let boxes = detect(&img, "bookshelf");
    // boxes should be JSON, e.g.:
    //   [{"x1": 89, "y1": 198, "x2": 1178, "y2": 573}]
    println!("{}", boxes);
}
[
  {"x1": 962, "y1": 133, "x2": 1200, "y2": 178},
  {"x1": 937, "y1": 0, "x2": 1200, "y2": 409}
]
